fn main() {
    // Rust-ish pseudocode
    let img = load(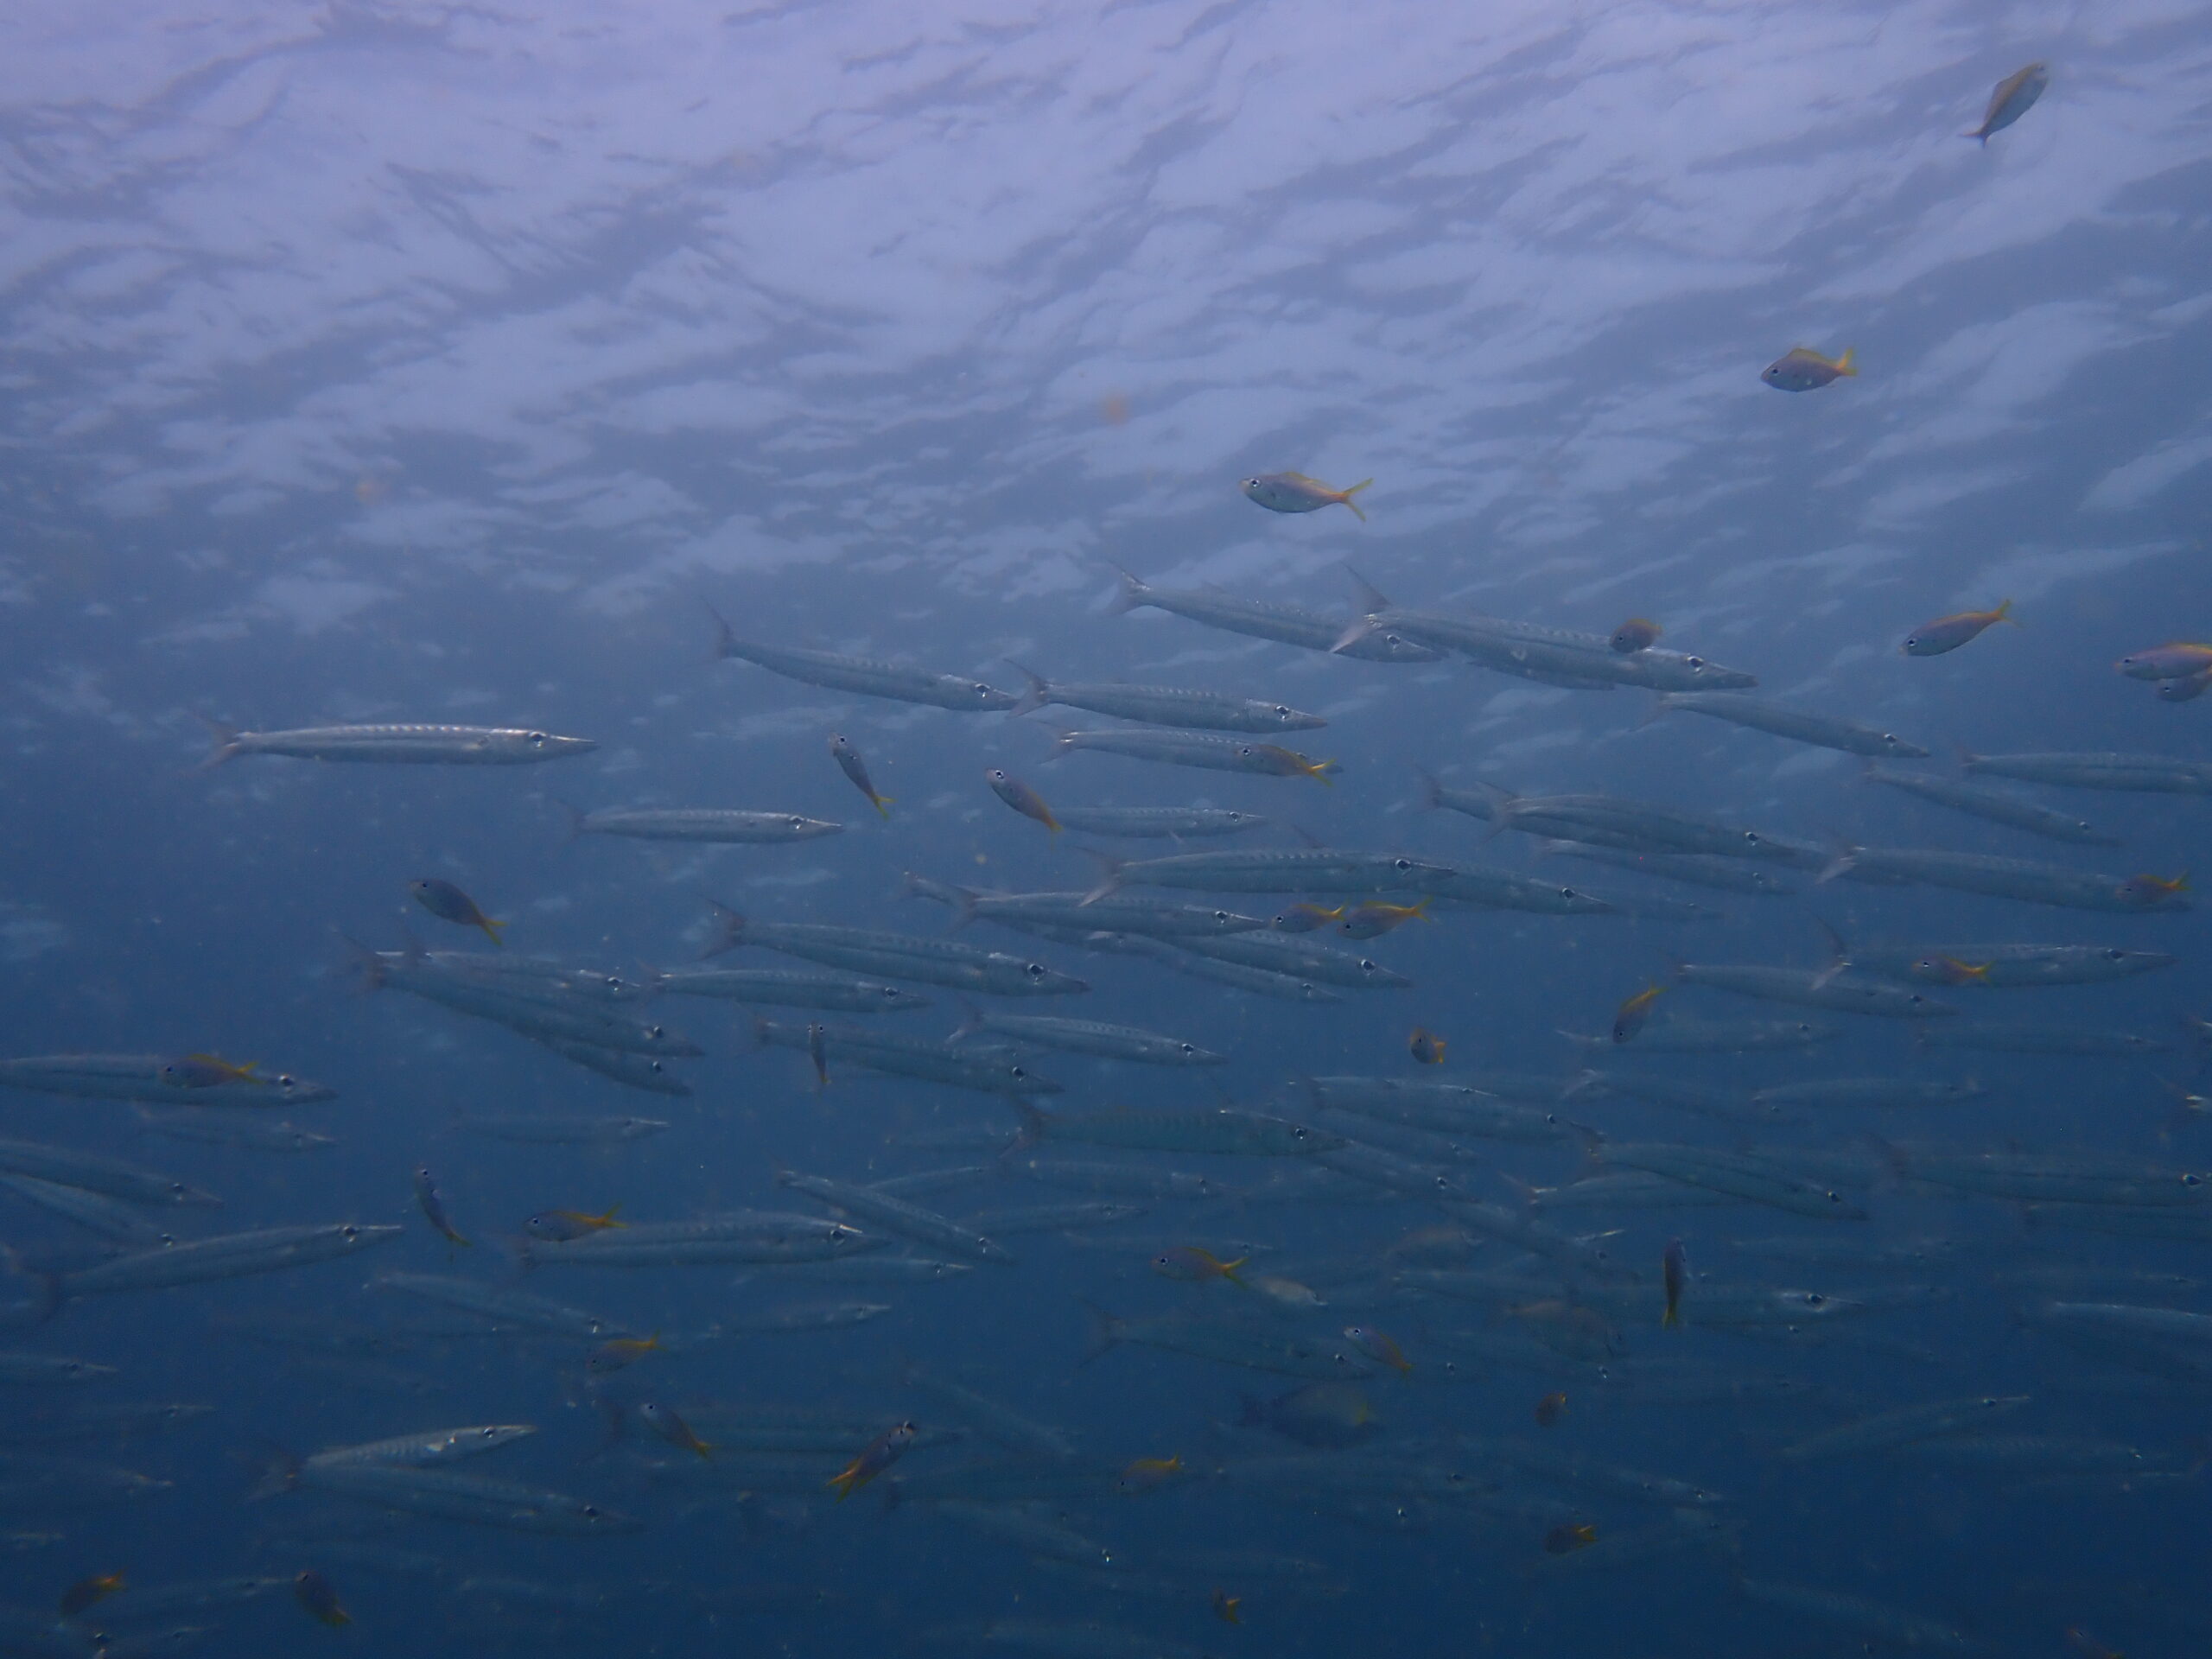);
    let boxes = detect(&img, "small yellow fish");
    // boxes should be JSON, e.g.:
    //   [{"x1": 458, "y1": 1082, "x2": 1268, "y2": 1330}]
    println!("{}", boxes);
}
[
  {"x1": 1544, "y1": 1522, "x2": 1599, "y2": 1555},
  {"x1": 1117, "y1": 1454, "x2": 1184, "y2": 1493},
  {"x1": 1534, "y1": 1391, "x2": 1567, "y2": 1427},
  {"x1": 160, "y1": 1053, "x2": 264, "y2": 1089},
  {"x1": 1762, "y1": 346, "x2": 1857, "y2": 391},
  {"x1": 1273, "y1": 903, "x2": 1345, "y2": 934},
  {"x1": 408, "y1": 877, "x2": 505, "y2": 945},
  {"x1": 1337, "y1": 898, "x2": 1429, "y2": 940},
  {"x1": 584, "y1": 1332, "x2": 662, "y2": 1376},
  {"x1": 1913, "y1": 956, "x2": 1992, "y2": 987},
  {"x1": 1211, "y1": 1590, "x2": 1243, "y2": 1624},
  {"x1": 58, "y1": 1574, "x2": 125, "y2": 1618},
  {"x1": 1408, "y1": 1027, "x2": 1446, "y2": 1065},
  {"x1": 2118, "y1": 872, "x2": 2189, "y2": 909},
  {"x1": 1609, "y1": 618, "x2": 1662, "y2": 653},
  {"x1": 293, "y1": 1569, "x2": 351, "y2": 1627},
  {"x1": 1151, "y1": 1246, "x2": 1247, "y2": 1287},
  {"x1": 1903, "y1": 601, "x2": 2015, "y2": 657},
  {"x1": 827, "y1": 1421, "x2": 916, "y2": 1500},
  {"x1": 1240, "y1": 471, "x2": 1373, "y2": 521},
  {"x1": 829, "y1": 733, "x2": 893, "y2": 819},
  {"x1": 1611, "y1": 983, "x2": 1666, "y2": 1044},
  {"x1": 1966, "y1": 62, "x2": 2049, "y2": 144}
]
